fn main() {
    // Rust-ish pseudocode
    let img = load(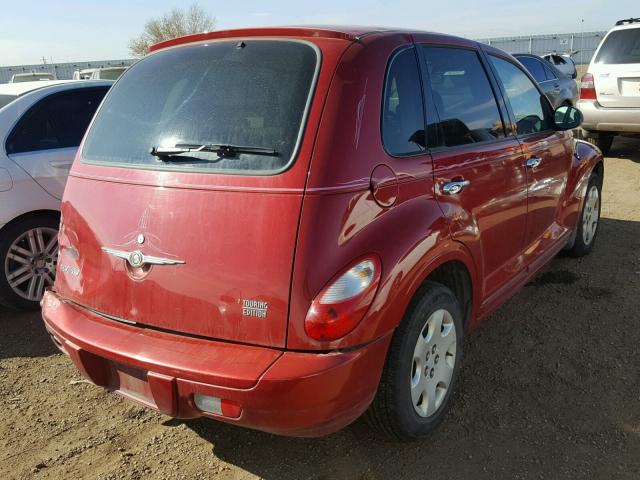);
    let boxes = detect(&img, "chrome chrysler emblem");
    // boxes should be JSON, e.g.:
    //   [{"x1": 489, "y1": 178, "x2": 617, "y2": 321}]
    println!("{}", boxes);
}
[{"x1": 102, "y1": 247, "x2": 185, "y2": 267}]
